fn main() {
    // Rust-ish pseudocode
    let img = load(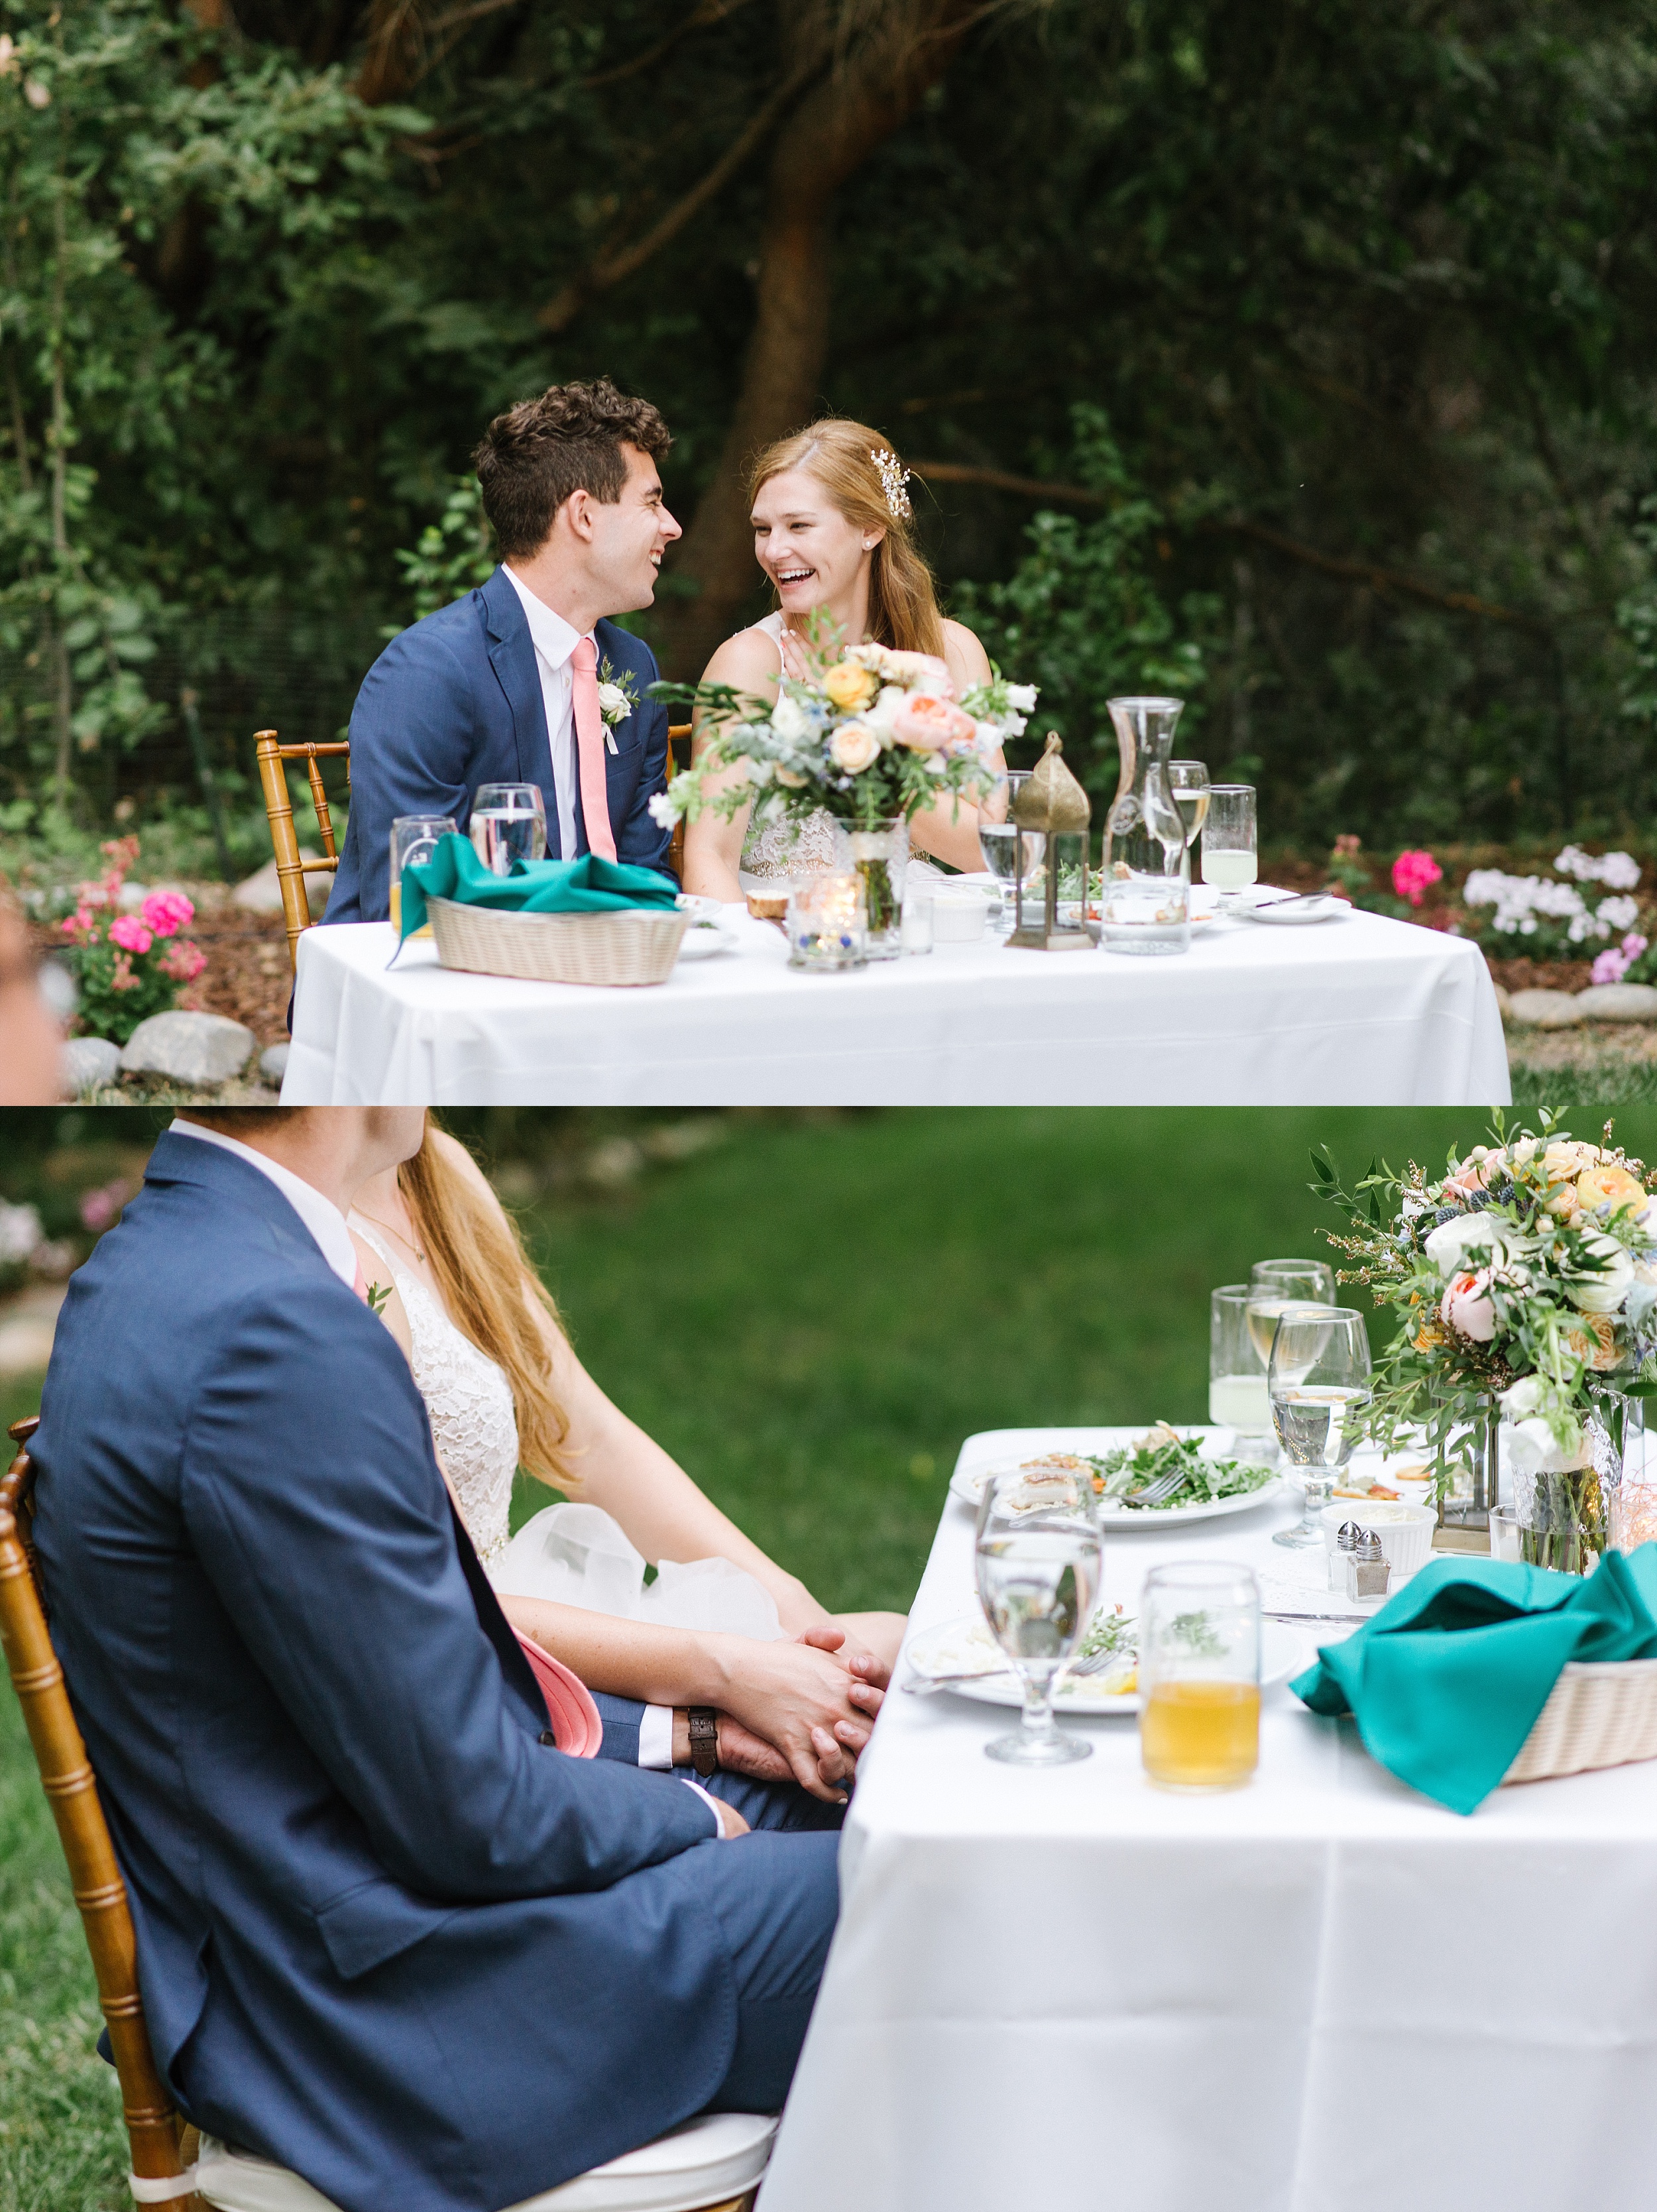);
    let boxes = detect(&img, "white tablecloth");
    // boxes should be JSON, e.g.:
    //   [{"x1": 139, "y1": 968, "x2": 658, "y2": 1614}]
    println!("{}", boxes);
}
[
  {"x1": 764, "y1": 1427, "x2": 1657, "y2": 2212},
  {"x1": 281, "y1": 903, "x2": 1509, "y2": 1105}
]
